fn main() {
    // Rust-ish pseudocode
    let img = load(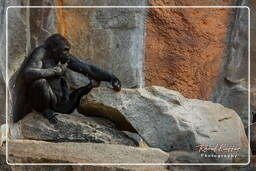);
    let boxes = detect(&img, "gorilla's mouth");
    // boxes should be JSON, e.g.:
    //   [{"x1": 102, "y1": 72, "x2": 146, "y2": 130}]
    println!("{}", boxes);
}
[
  {"x1": 61, "y1": 58, "x2": 70, "y2": 64},
  {"x1": 60, "y1": 54, "x2": 71, "y2": 64}
]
